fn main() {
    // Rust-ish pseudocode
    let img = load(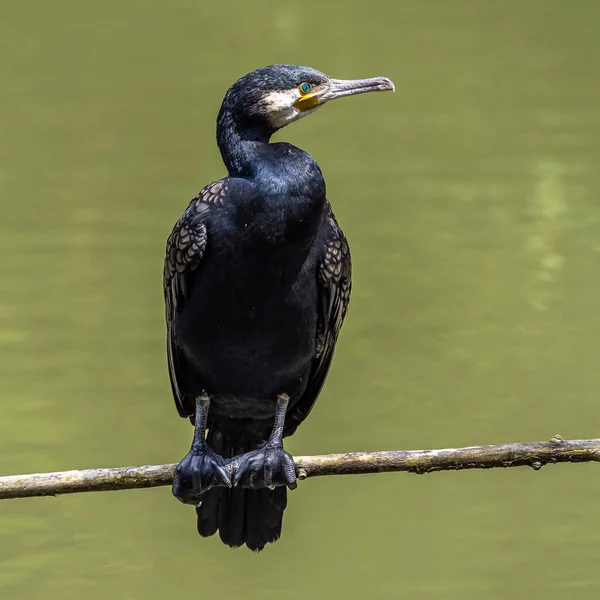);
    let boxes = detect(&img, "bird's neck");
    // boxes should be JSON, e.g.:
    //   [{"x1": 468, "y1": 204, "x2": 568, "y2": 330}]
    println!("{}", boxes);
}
[
  {"x1": 216, "y1": 106, "x2": 326, "y2": 201},
  {"x1": 216, "y1": 107, "x2": 272, "y2": 177}
]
